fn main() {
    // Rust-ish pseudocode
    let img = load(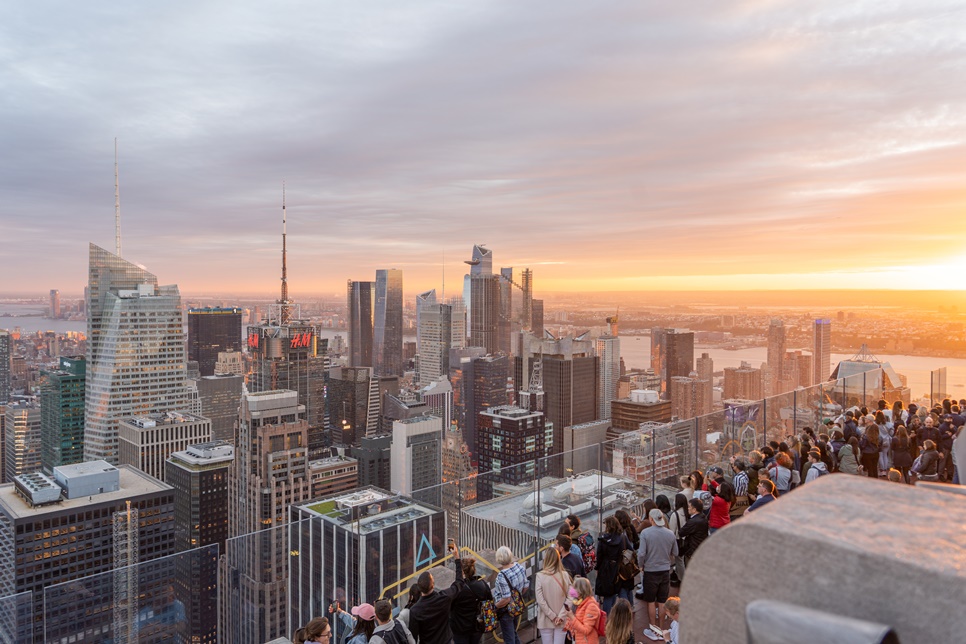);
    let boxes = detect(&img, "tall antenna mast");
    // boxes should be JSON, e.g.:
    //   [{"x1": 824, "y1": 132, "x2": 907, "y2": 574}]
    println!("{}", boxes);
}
[
  {"x1": 441, "y1": 249, "x2": 445, "y2": 300},
  {"x1": 114, "y1": 138, "x2": 122, "y2": 257},
  {"x1": 279, "y1": 181, "x2": 291, "y2": 324}
]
